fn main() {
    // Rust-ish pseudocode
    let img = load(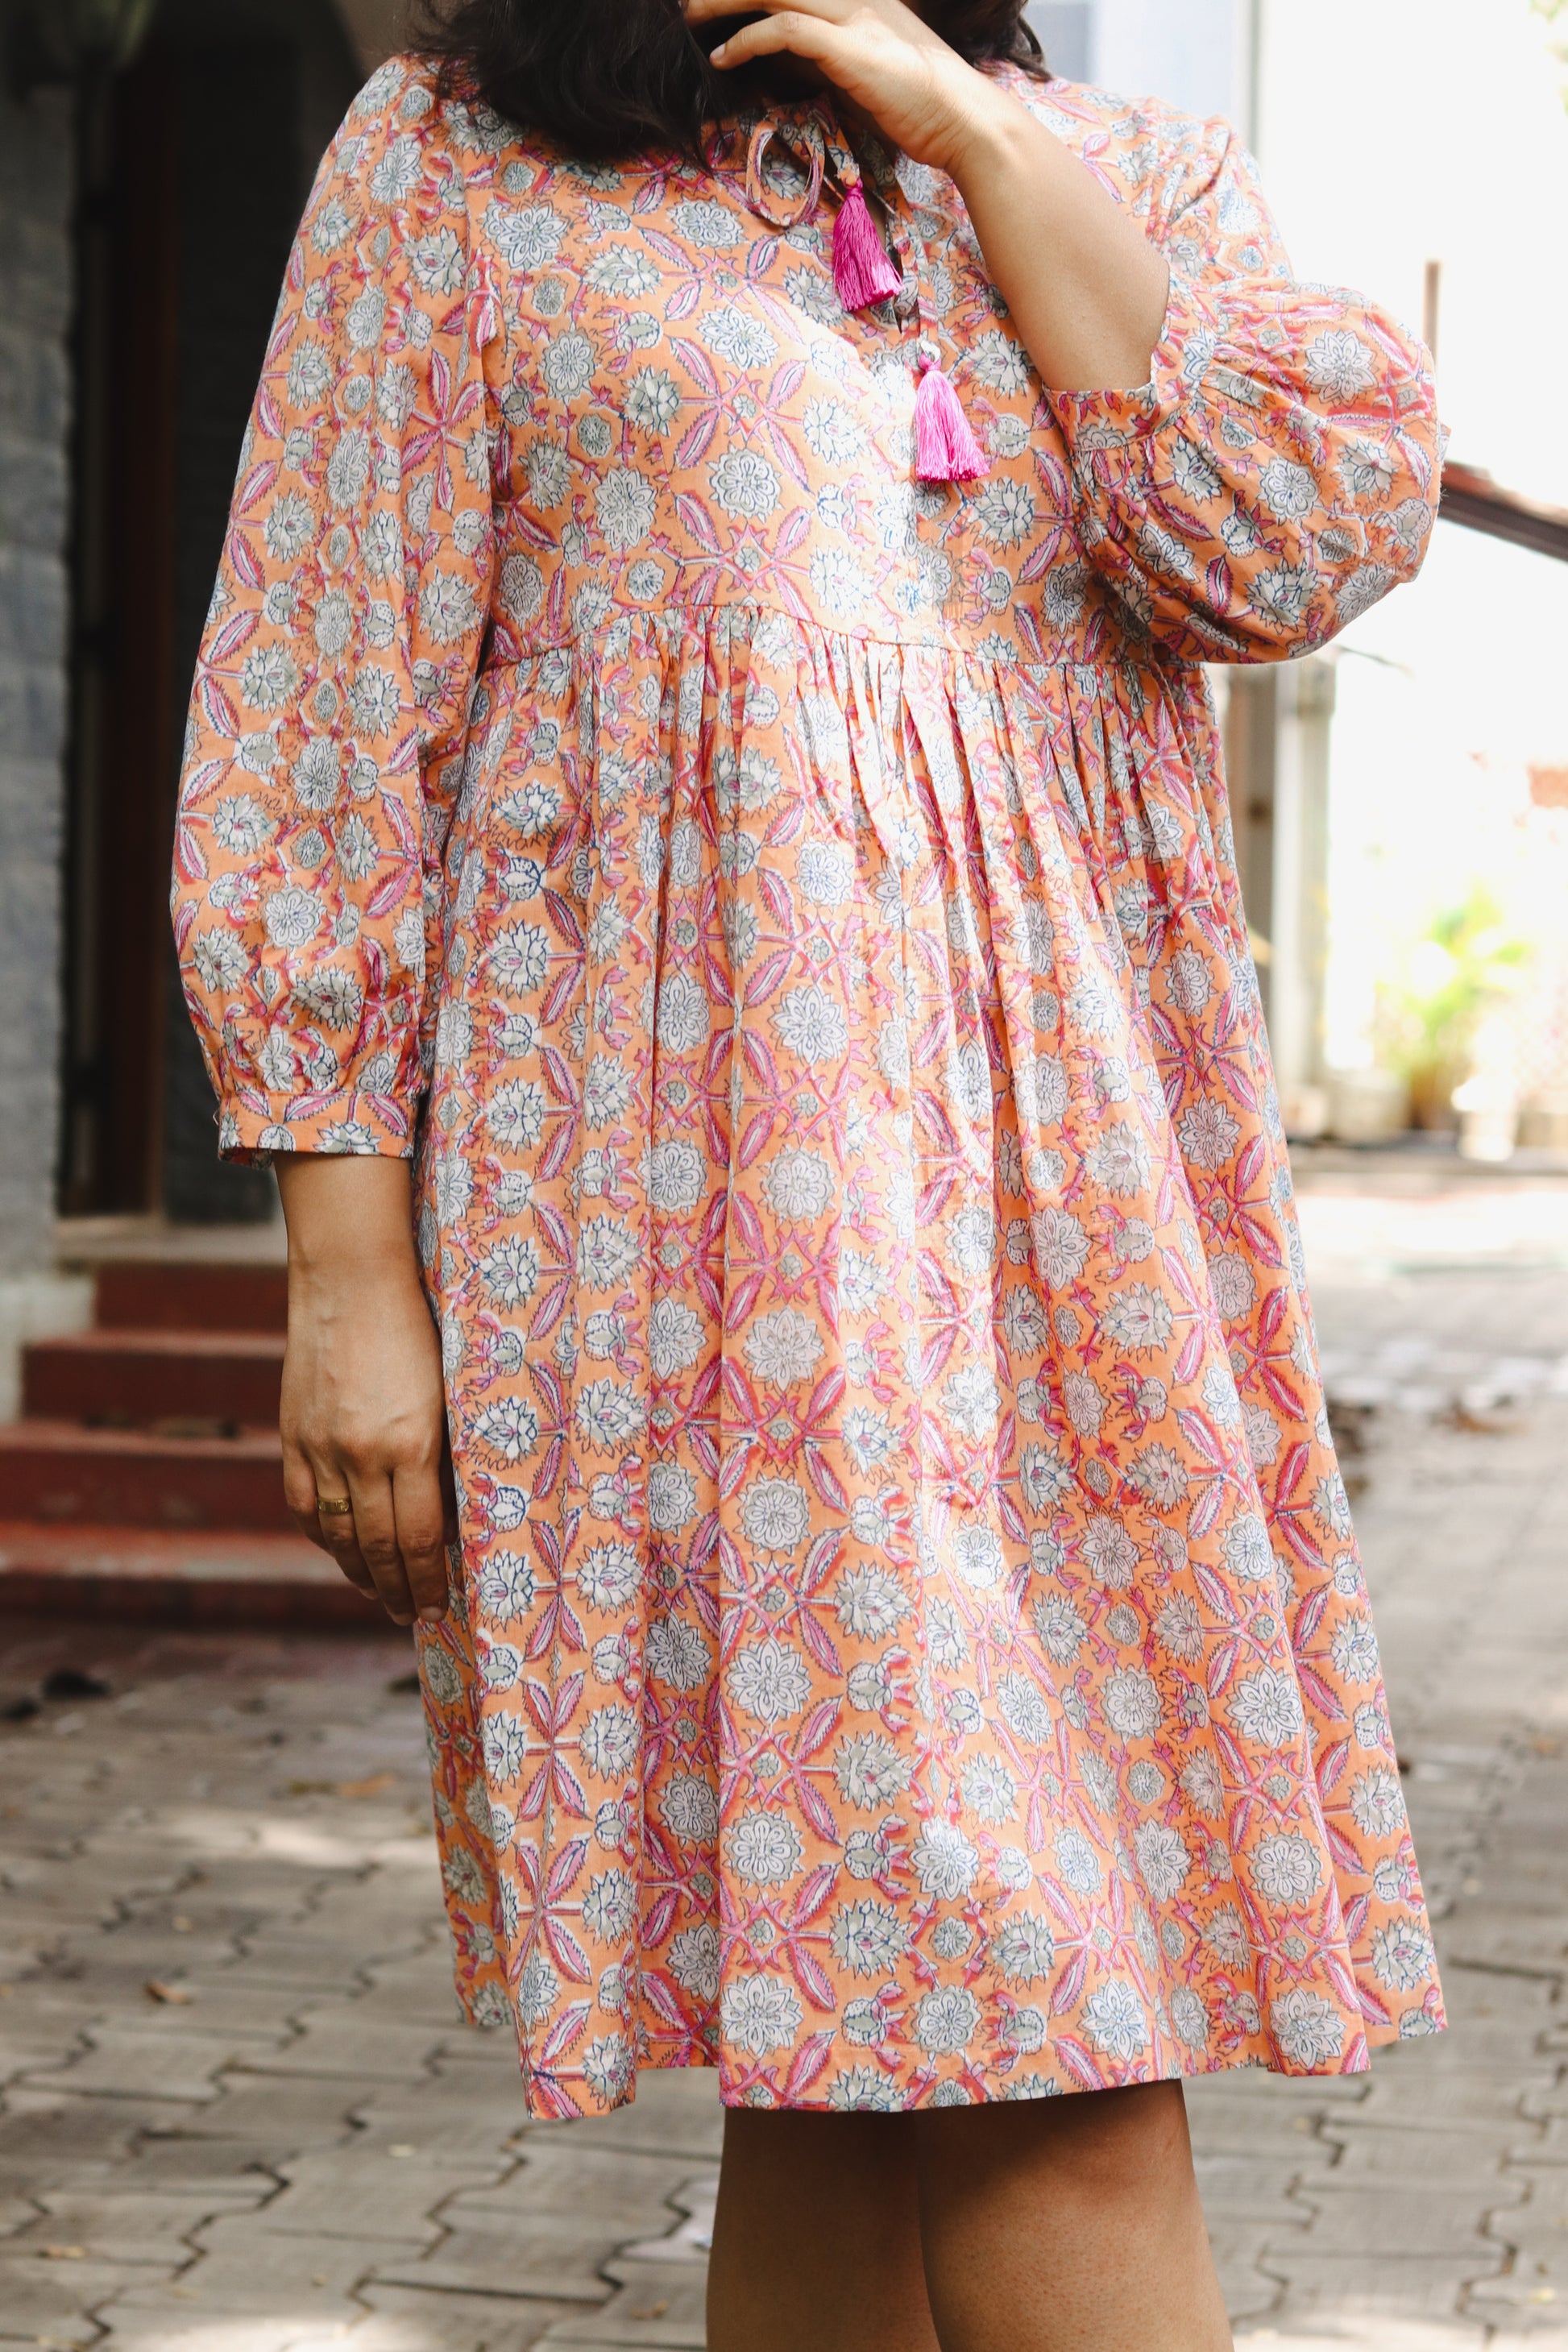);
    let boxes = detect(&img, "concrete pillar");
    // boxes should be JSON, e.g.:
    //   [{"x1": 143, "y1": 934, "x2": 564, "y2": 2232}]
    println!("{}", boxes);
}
[
  {"x1": 0, "y1": 71, "x2": 93, "y2": 1406},
  {"x1": 1267, "y1": 658, "x2": 1335, "y2": 1112},
  {"x1": 0, "y1": 73, "x2": 73, "y2": 1279},
  {"x1": 1220, "y1": 668, "x2": 1277, "y2": 998}
]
